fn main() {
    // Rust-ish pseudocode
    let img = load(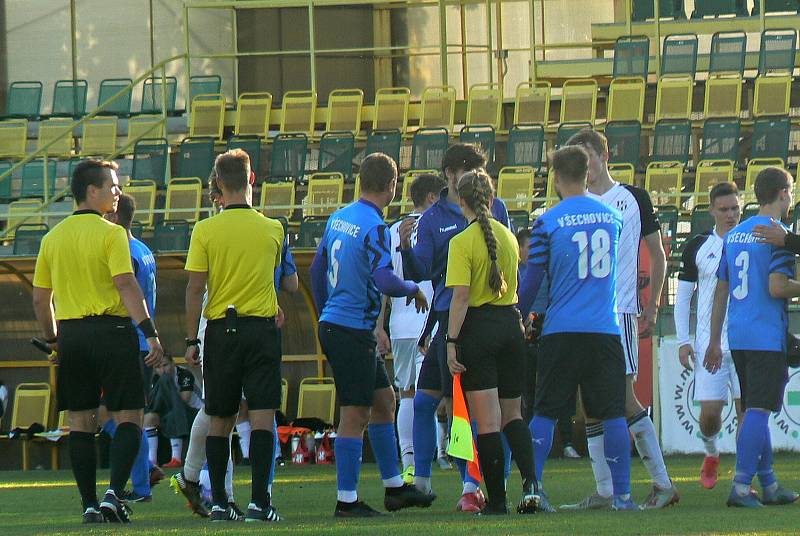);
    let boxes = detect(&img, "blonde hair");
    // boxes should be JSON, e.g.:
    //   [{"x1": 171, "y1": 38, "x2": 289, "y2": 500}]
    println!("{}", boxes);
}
[{"x1": 456, "y1": 170, "x2": 507, "y2": 295}]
